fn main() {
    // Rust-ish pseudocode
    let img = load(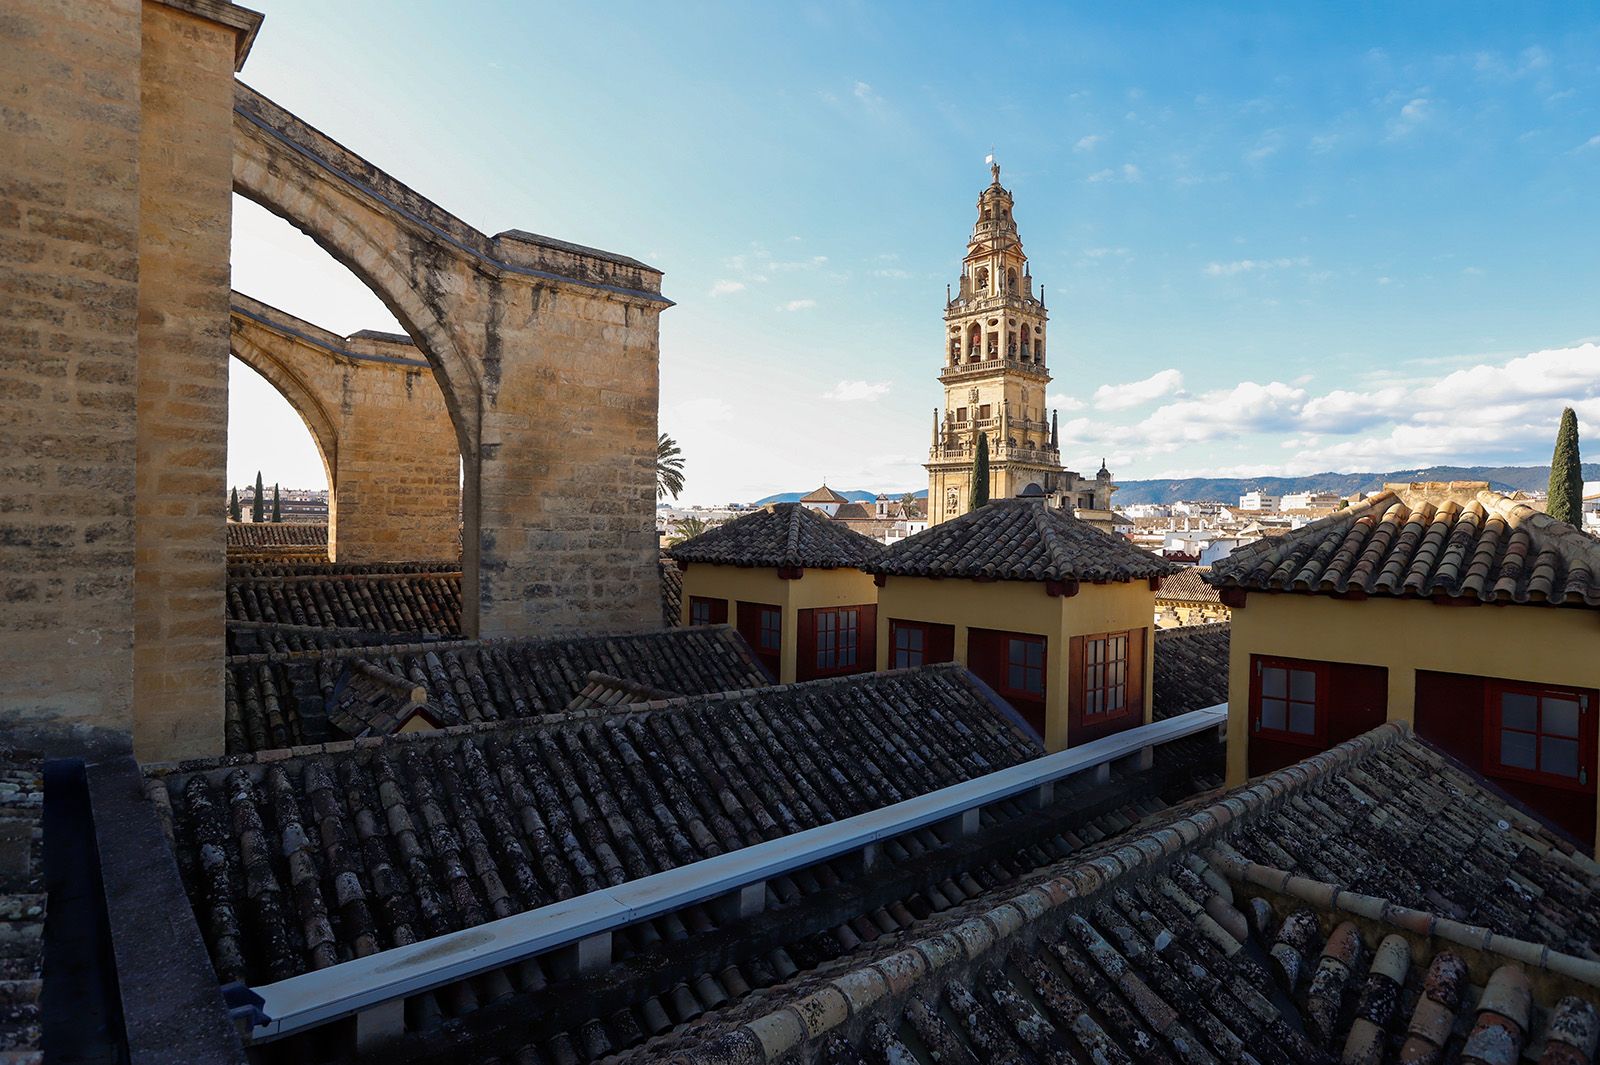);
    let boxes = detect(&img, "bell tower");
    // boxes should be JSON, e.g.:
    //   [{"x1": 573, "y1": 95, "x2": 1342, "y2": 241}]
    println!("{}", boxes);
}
[{"x1": 926, "y1": 162, "x2": 1067, "y2": 525}]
